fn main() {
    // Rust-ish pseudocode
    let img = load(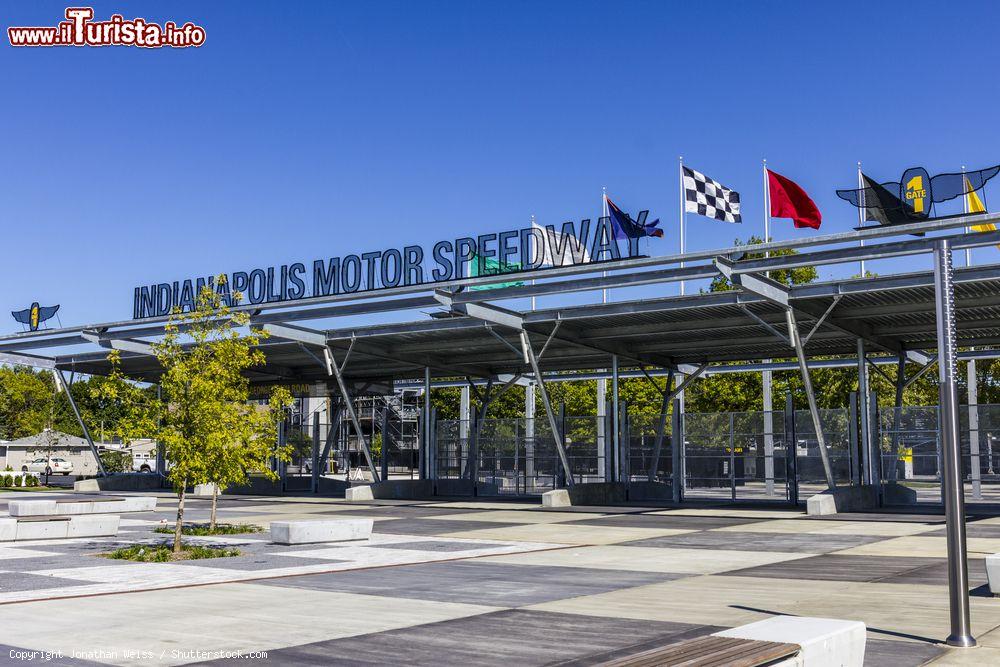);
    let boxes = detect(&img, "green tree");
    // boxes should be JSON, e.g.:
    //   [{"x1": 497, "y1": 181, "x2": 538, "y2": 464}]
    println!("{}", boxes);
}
[
  {"x1": 98, "y1": 280, "x2": 292, "y2": 550},
  {"x1": 708, "y1": 235, "x2": 818, "y2": 292}
]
